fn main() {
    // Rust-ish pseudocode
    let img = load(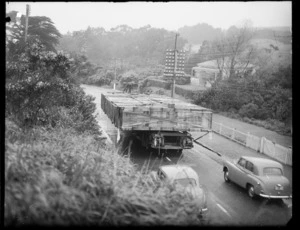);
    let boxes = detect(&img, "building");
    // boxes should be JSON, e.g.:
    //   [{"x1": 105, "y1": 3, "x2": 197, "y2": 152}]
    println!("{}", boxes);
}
[{"x1": 191, "y1": 58, "x2": 257, "y2": 88}]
